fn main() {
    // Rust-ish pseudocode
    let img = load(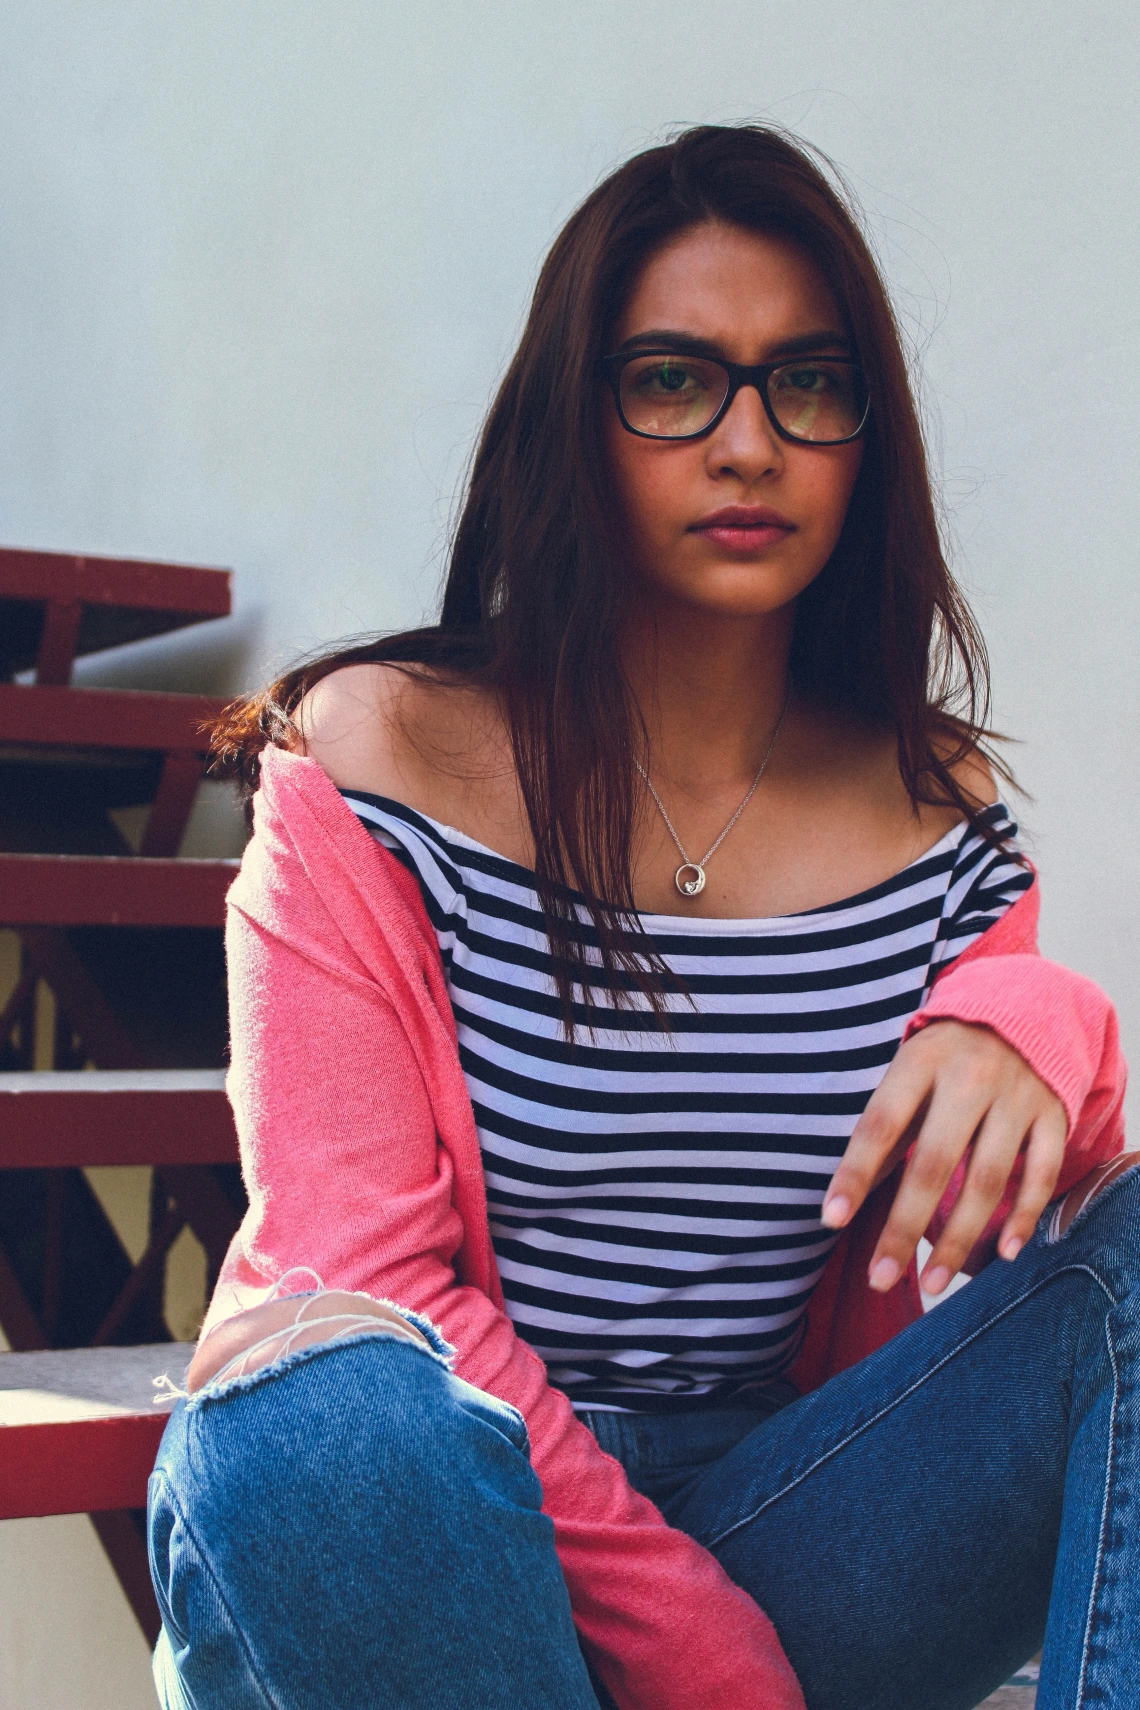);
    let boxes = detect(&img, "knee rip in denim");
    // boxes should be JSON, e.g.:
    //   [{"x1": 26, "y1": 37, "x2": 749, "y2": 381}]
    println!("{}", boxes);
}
[
  {"x1": 153, "y1": 1268, "x2": 451, "y2": 1409},
  {"x1": 1044, "y1": 1152, "x2": 1140, "y2": 1245}
]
